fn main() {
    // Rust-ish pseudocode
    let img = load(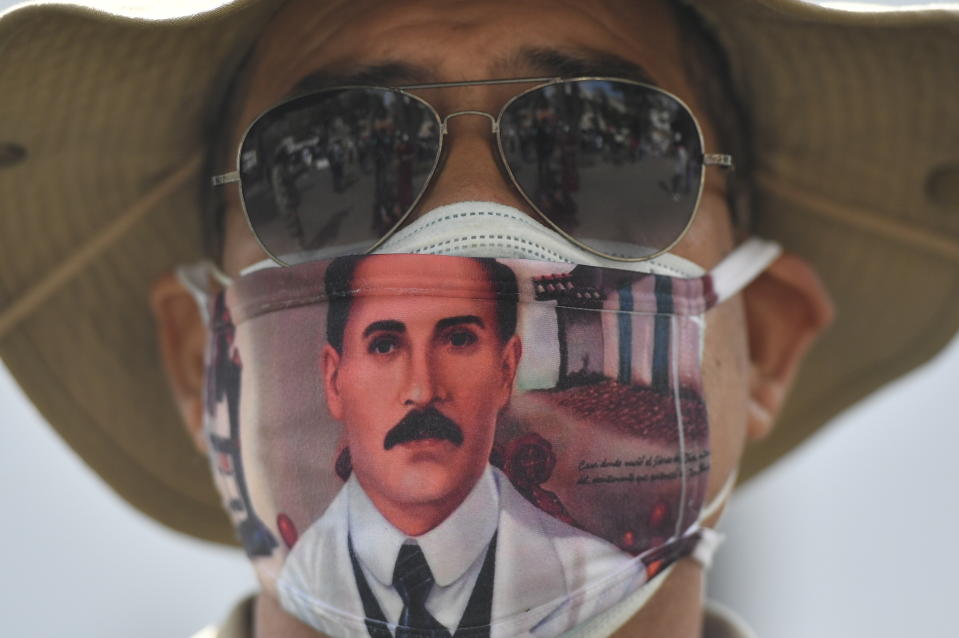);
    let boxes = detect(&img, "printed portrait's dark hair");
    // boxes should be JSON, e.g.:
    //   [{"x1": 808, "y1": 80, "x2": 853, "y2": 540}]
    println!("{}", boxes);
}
[
  {"x1": 200, "y1": 1, "x2": 752, "y2": 262},
  {"x1": 324, "y1": 256, "x2": 519, "y2": 353}
]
